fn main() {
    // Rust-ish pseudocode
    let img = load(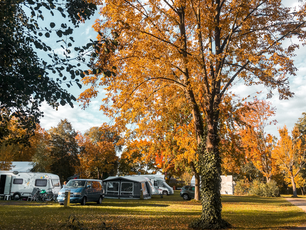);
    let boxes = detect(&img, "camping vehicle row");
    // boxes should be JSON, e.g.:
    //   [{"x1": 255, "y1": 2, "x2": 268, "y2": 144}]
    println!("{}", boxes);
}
[
  {"x1": 0, "y1": 171, "x2": 61, "y2": 200},
  {"x1": 103, "y1": 175, "x2": 174, "y2": 199},
  {"x1": 57, "y1": 179, "x2": 103, "y2": 205}
]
